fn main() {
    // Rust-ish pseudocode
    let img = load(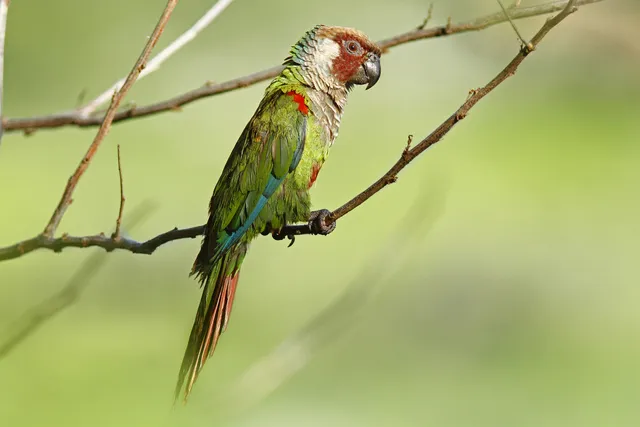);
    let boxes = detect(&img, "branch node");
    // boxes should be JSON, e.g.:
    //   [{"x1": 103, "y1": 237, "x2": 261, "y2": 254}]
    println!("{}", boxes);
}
[
  {"x1": 402, "y1": 135, "x2": 413, "y2": 160},
  {"x1": 497, "y1": 0, "x2": 531, "y2": 50},
  {"x1": 521, "y1": 43, "x2": 535, "y2": 55},
  {"x1": 445, "y1": 17, "x2": 453, "y2": 34}
]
